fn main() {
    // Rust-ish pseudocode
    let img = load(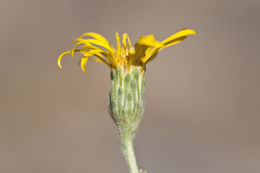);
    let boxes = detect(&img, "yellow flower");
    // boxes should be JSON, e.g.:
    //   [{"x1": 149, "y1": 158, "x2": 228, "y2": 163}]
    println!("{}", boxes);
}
[
  {"x1": 58, "y1": 29, "x2": 196, "y2": 73},
  {"x1": 57, "y1": 28, "x2": 196, "y2": 173}
]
